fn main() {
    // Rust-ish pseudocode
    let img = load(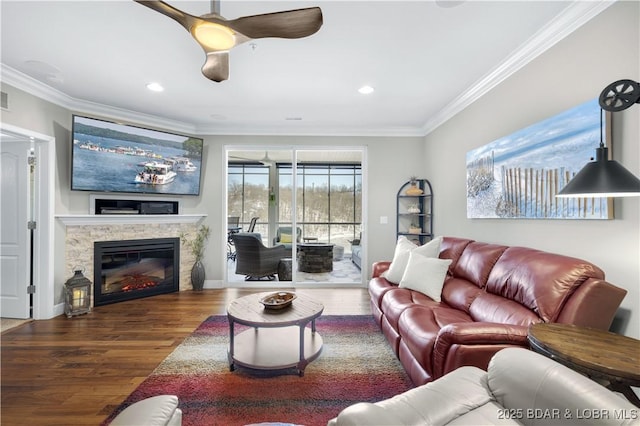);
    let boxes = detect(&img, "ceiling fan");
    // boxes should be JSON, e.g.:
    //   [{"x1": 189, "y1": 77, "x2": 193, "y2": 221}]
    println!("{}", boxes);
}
[
  {"x1": 229, "y1": 151, "x2": 276, "y2": 166},
  {"x1": 134, "y1": 0, "x2": 323, "y2": 82}
]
